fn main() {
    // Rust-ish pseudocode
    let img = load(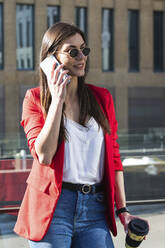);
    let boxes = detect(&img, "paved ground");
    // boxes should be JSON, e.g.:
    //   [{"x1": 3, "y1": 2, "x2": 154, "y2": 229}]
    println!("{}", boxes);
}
[
  {"x1": 0, "y1": 204, "x2": 165, "y2": 248},
  {"x1": 113, "y1": 204, "x2": 165, "y2": 248}
]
